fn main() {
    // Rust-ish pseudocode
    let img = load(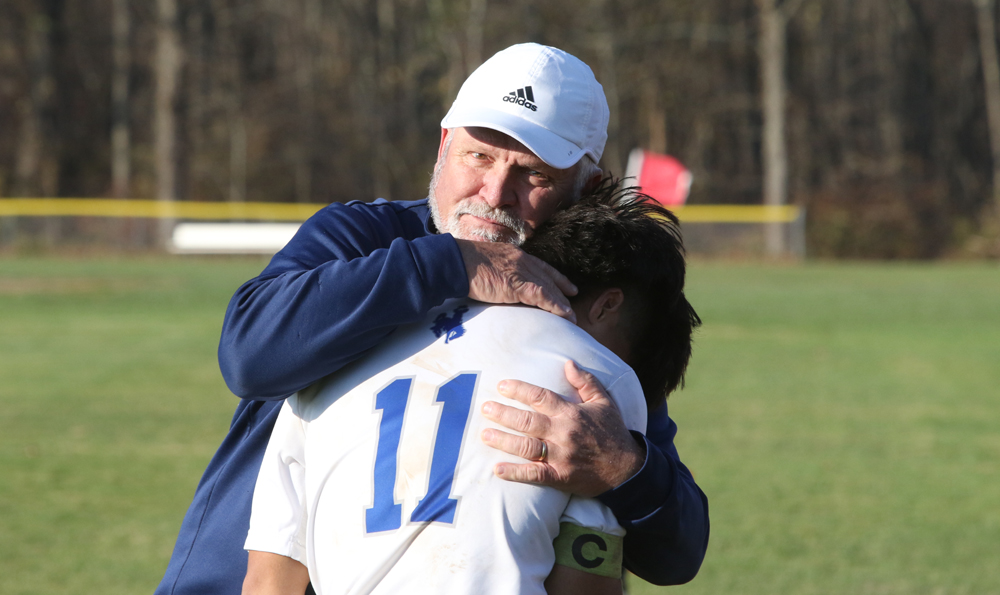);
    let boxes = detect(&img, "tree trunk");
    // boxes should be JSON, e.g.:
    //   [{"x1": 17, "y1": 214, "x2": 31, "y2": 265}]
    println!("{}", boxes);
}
[
  {"x1": 110, "y1": 0, "x2": 130, "y2": 199},
  {"x1": 155, "y1": 0, "x2": 181, "y2": 244},
  {"x1": 293, "y1": 0, "x2": 322, "y2": 203},
  {"x1": 15, "y1": 5, "x2": 60, "y2": 246},
  {"x1": 974, "y1": 0, "x2": 1000, "y2": 214},
  {"x1": 372, "y1": 0, "x2": 395, "y2": 199},
  {"x1": 758, "y1": 0, "x2": 788, "y2": 257},
  {"x1": 643, "y1": 78, "x2": 667, "y2": 155},
  {"x1": 466, "y1": 0, "x2": 487, "y2": 73},
  {"x1": 15, "y1": 9, "x2": 56, "y2": 199},
  {"x1": 590, "y1": 0, "x2": 621, "y2": 175}
]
